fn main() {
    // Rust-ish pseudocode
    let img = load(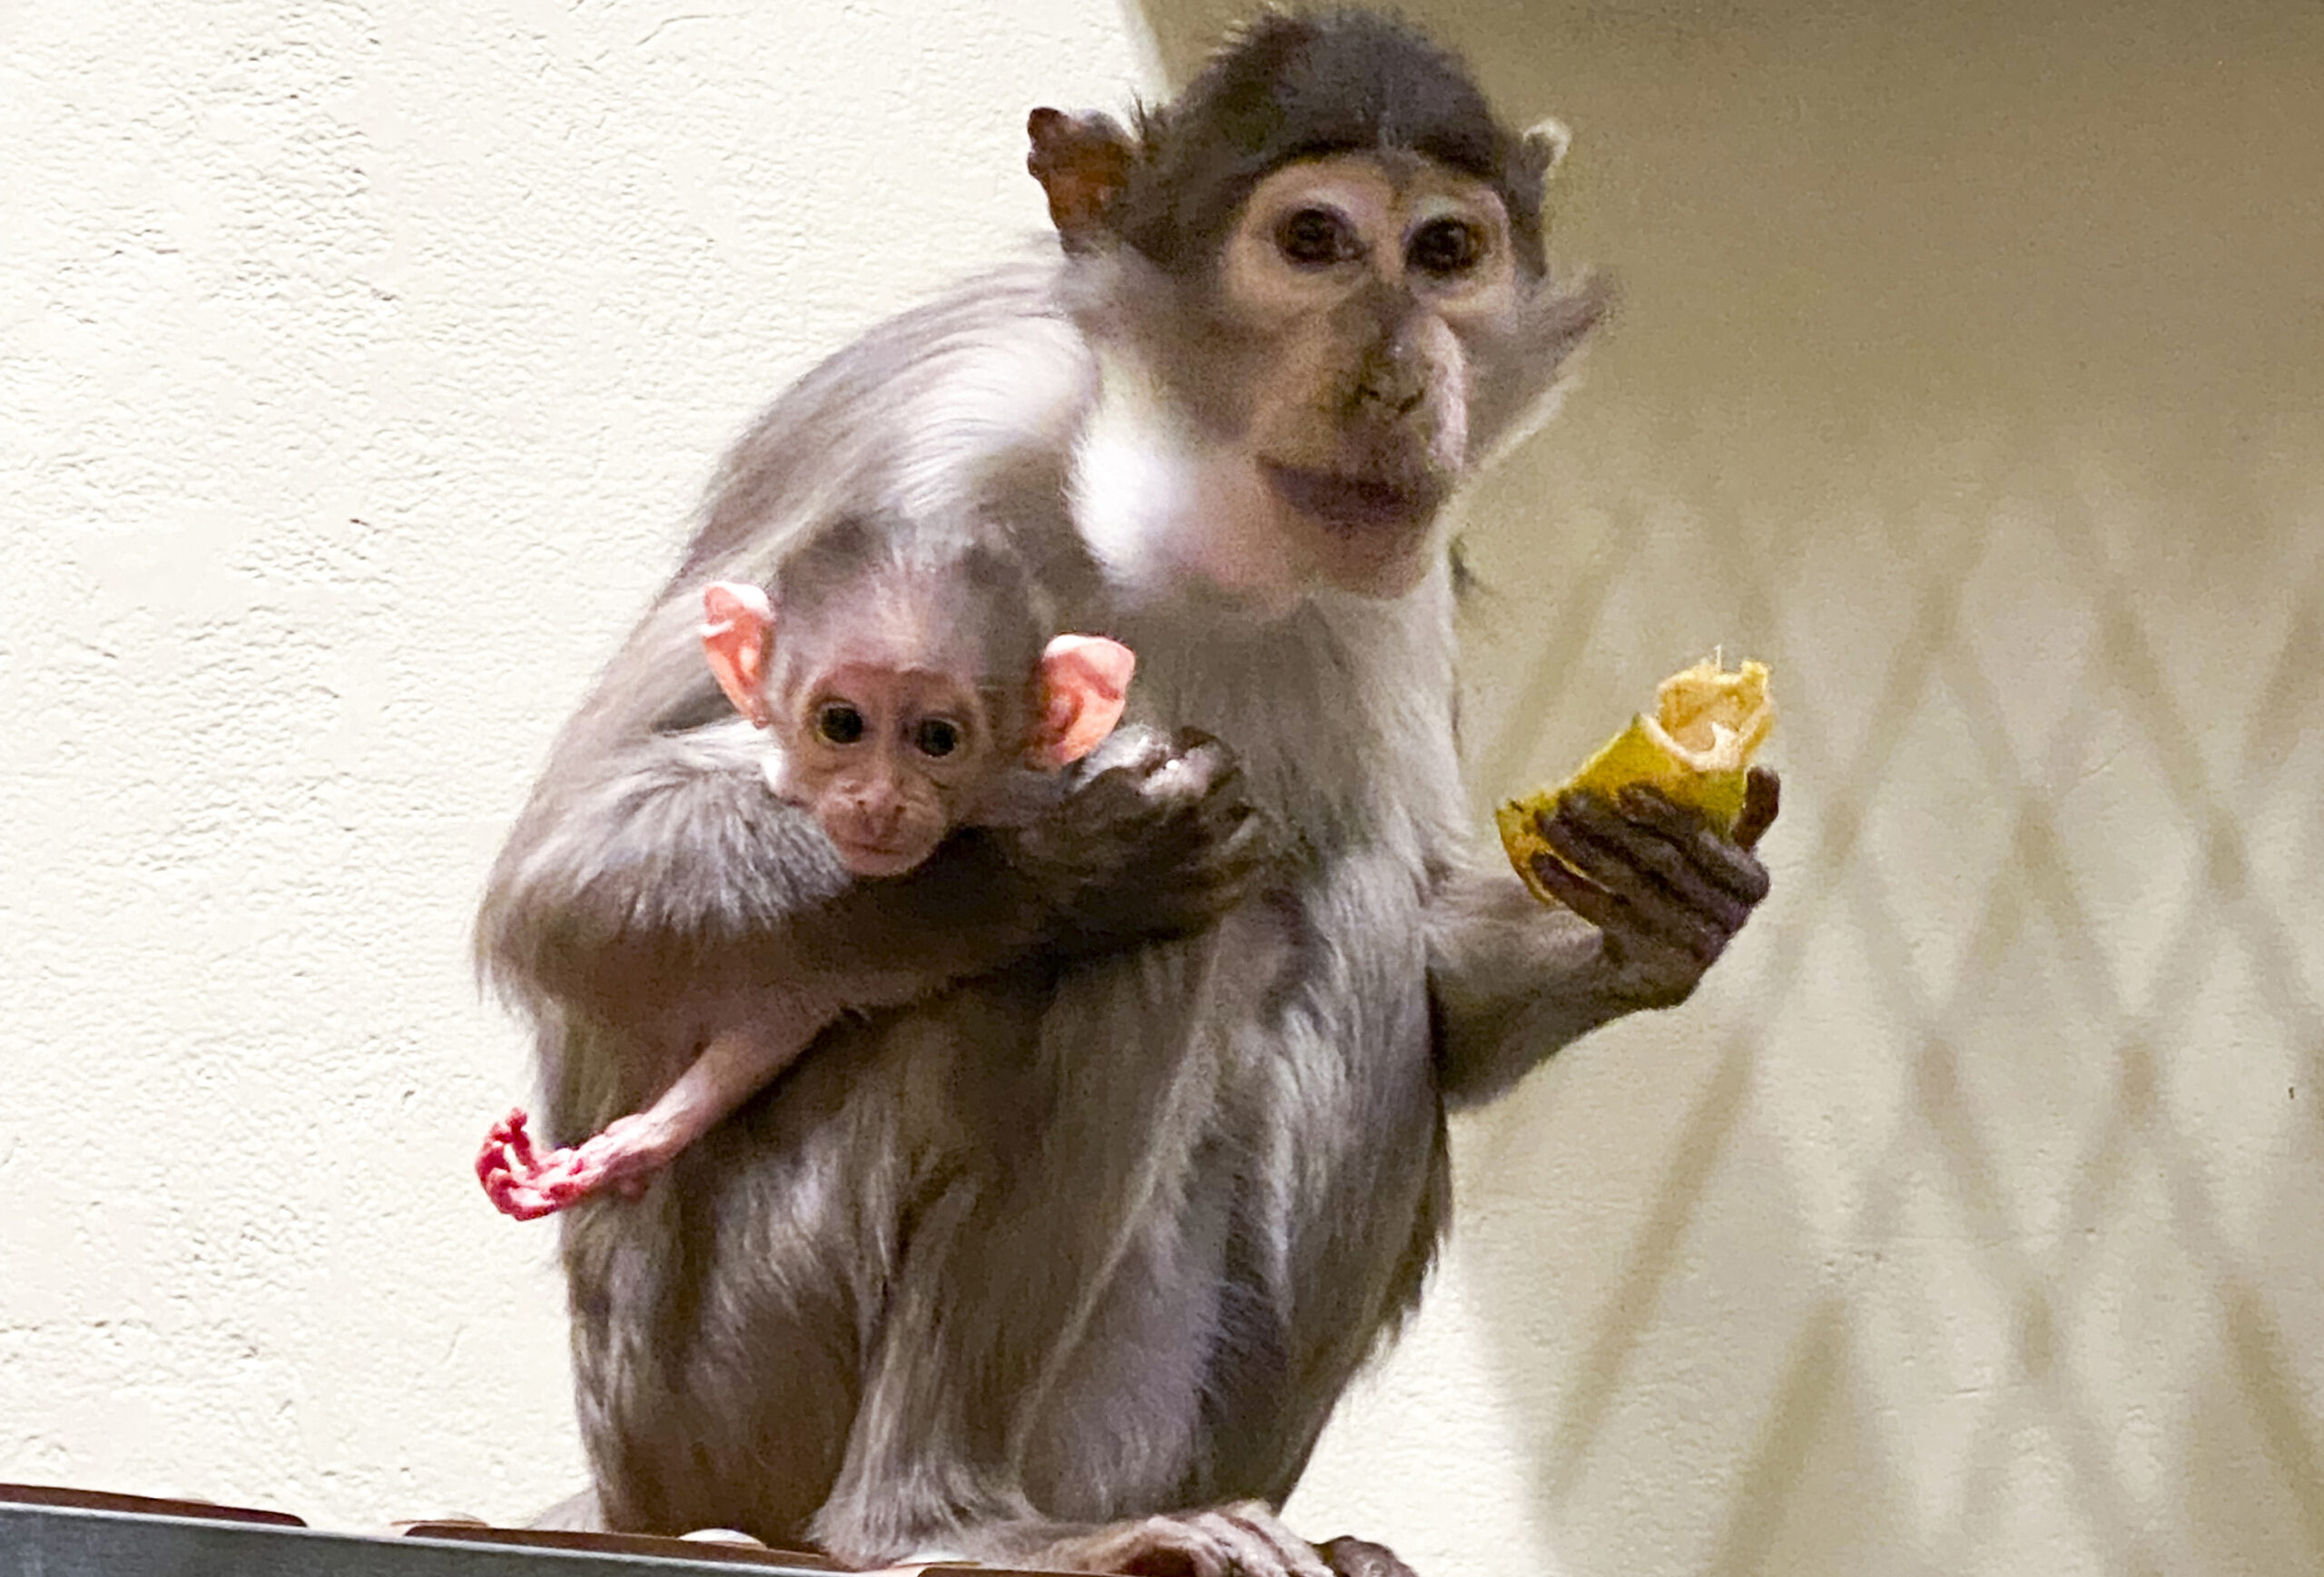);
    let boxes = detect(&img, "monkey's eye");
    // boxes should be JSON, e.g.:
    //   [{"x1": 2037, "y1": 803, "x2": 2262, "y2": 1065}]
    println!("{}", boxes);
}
[
  {"x1": 1276, "y1": 207, "x2": 1355, "y2": 268},
  {"x1": 817, "y1": 704, "x2": 867, "y2": 745},
  {"x1": 913, "y1": 718, "x2": 964, "y2": 759},
  {"x1": 1407, "y1": 218, "x2": 1483, "y2": 278}
]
